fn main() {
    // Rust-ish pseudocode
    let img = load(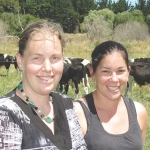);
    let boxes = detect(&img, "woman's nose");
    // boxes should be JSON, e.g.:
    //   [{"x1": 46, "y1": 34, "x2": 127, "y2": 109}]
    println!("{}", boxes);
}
[
  {"x1": 110, "y1": 72, "x2": 119, "y2": 81},
  {"x1": 42, "y1": 60, "x2": 52, "y2": 71}
]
